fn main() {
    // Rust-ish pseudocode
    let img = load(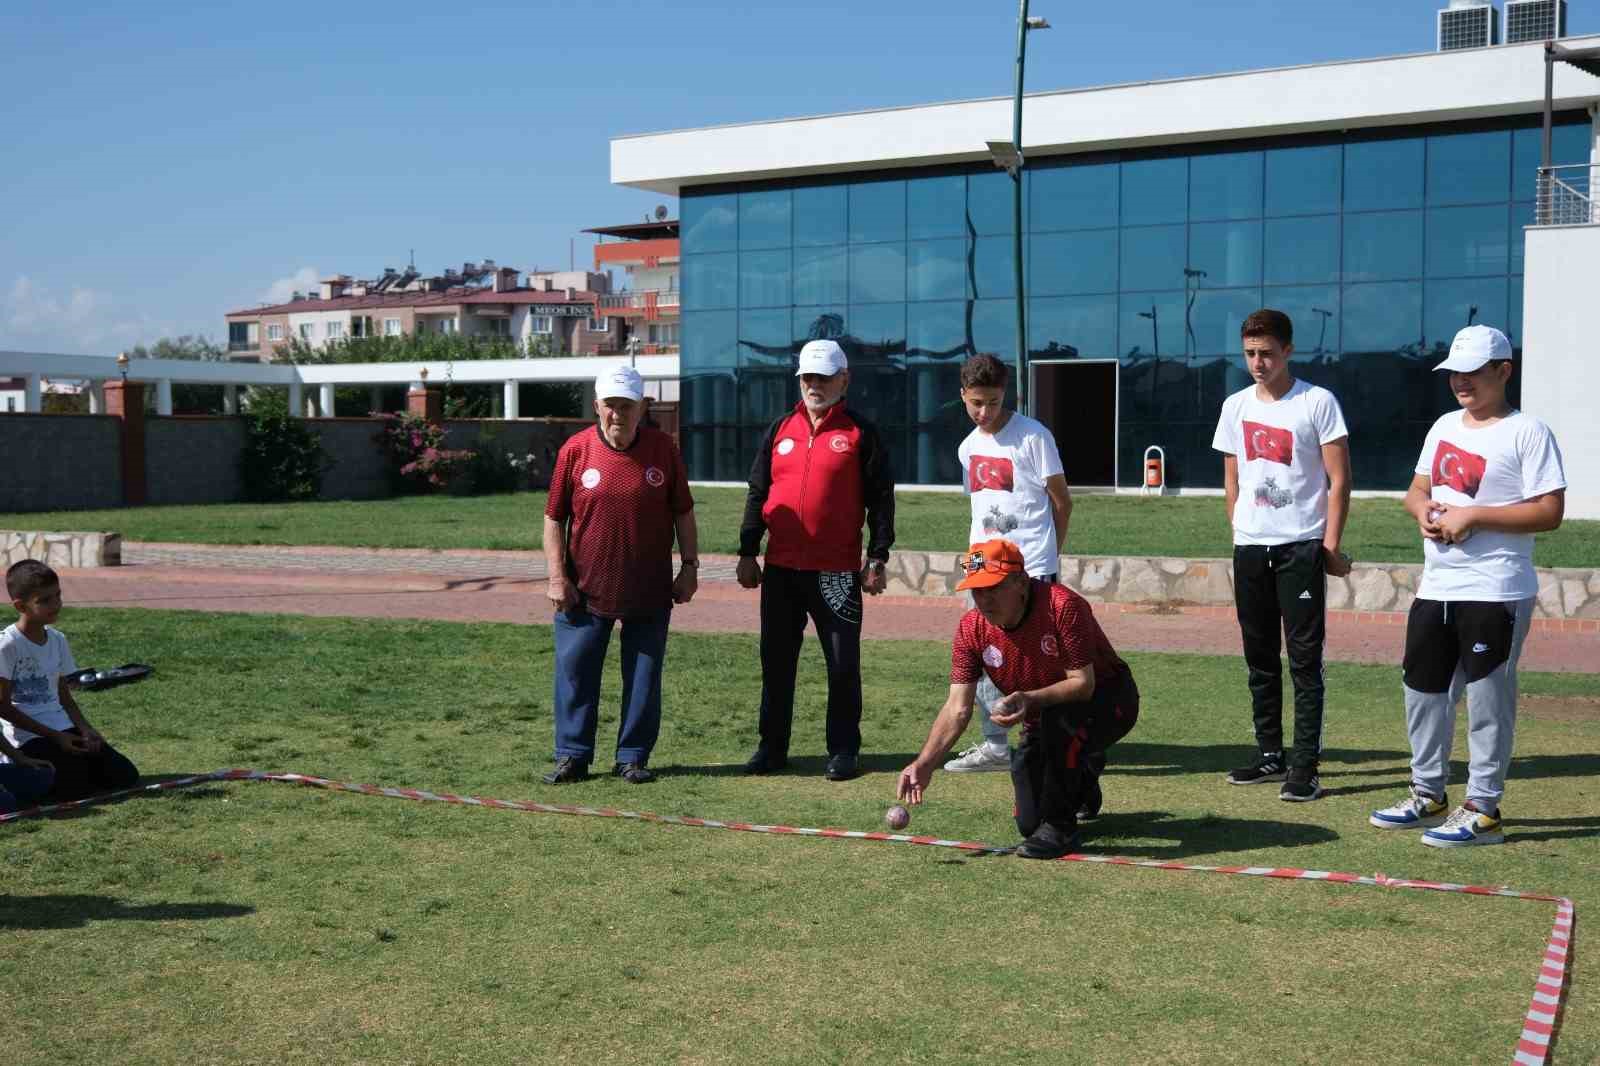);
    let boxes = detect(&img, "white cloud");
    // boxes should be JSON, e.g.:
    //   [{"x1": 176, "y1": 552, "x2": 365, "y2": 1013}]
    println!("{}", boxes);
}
[
  {"x1": 263, "y1": 266, "x2": 320, "y2": 305},
  {"x1": 1, "y1": 275, "x2": 160, "y2": 354}
]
